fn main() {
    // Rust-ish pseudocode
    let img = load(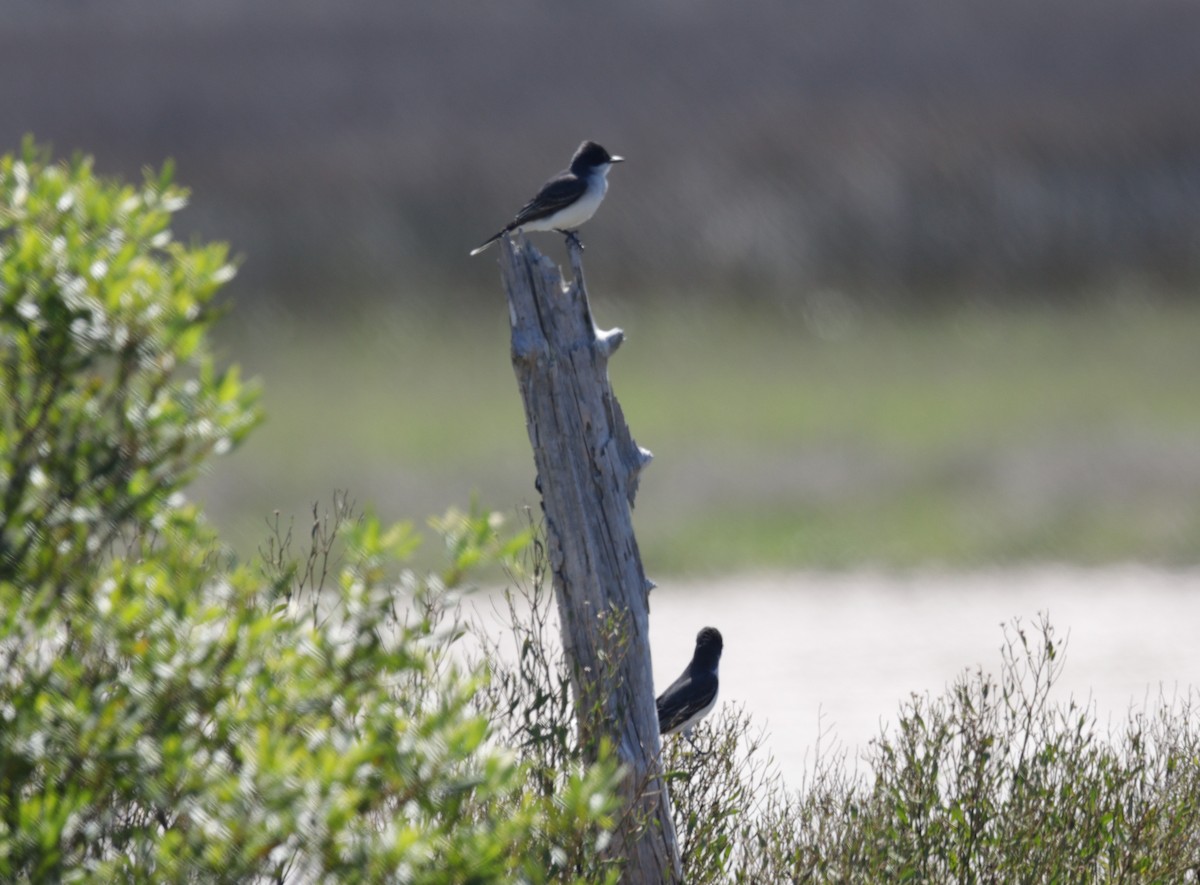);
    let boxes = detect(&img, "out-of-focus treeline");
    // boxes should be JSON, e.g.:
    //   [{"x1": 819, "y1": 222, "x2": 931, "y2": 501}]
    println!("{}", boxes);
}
[{"x1": 4, "y1": 0, "x2": 1199, "y2": 310}]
